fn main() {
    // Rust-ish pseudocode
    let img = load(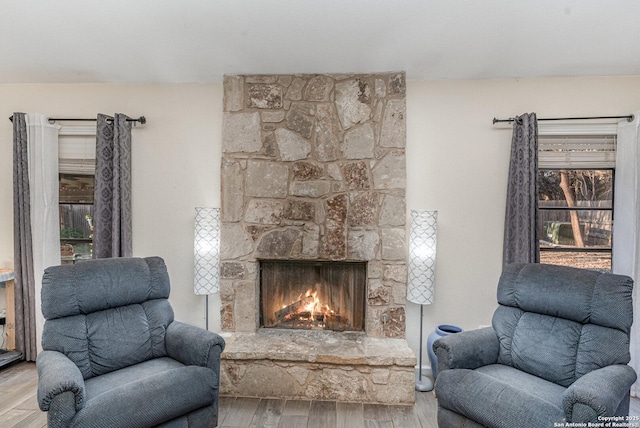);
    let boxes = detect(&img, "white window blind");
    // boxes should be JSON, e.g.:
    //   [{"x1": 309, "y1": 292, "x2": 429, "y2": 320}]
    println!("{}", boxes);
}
[
  {"x1": 538, "y1": 135, "x2": 616, "y2": 169},
  {"x1": 58, "y1": 125, "x2": 96, "y2": 175},
  {"x1": 538, "y1": 123, "x2": 617, "y2": 169},
  {"x1": 539, "y1": 135, "x2": 617, "y2": 169}
]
